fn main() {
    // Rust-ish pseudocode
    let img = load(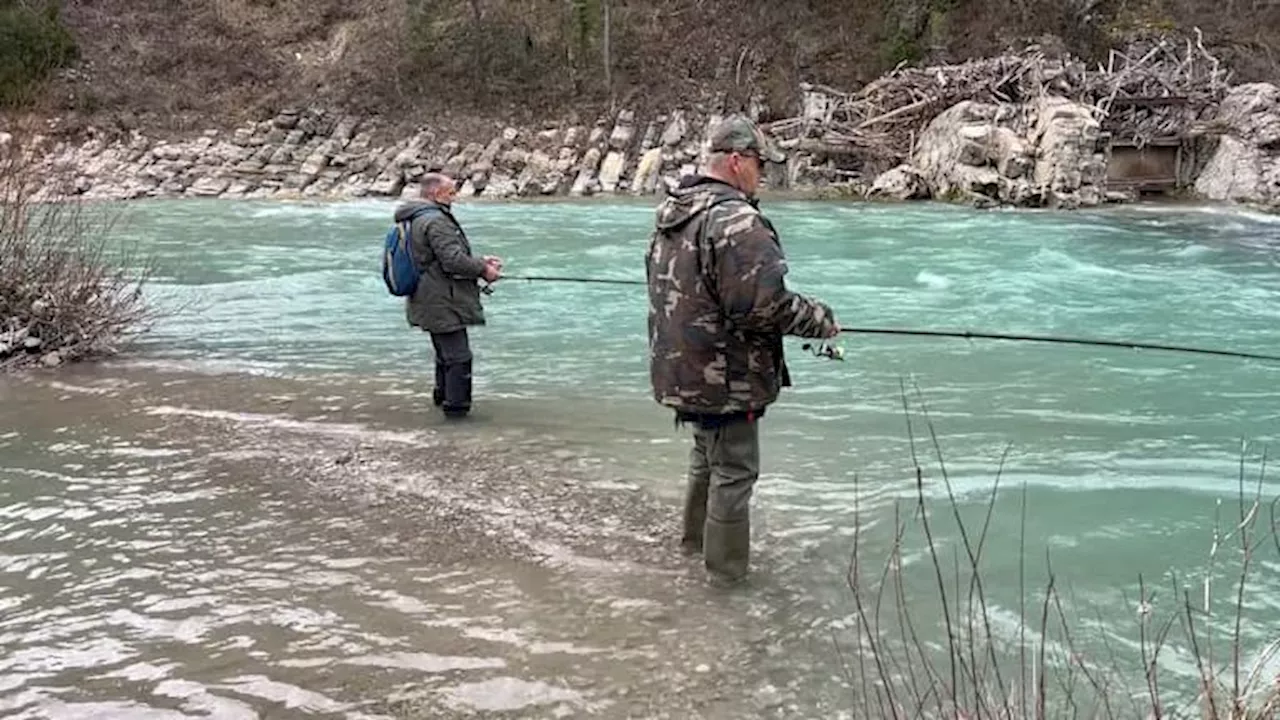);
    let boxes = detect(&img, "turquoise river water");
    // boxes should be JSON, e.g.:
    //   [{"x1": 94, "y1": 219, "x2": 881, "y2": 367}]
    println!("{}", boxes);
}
[{"x1": 4, "y1": 196, "x2": 1280, "y2": 718}]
